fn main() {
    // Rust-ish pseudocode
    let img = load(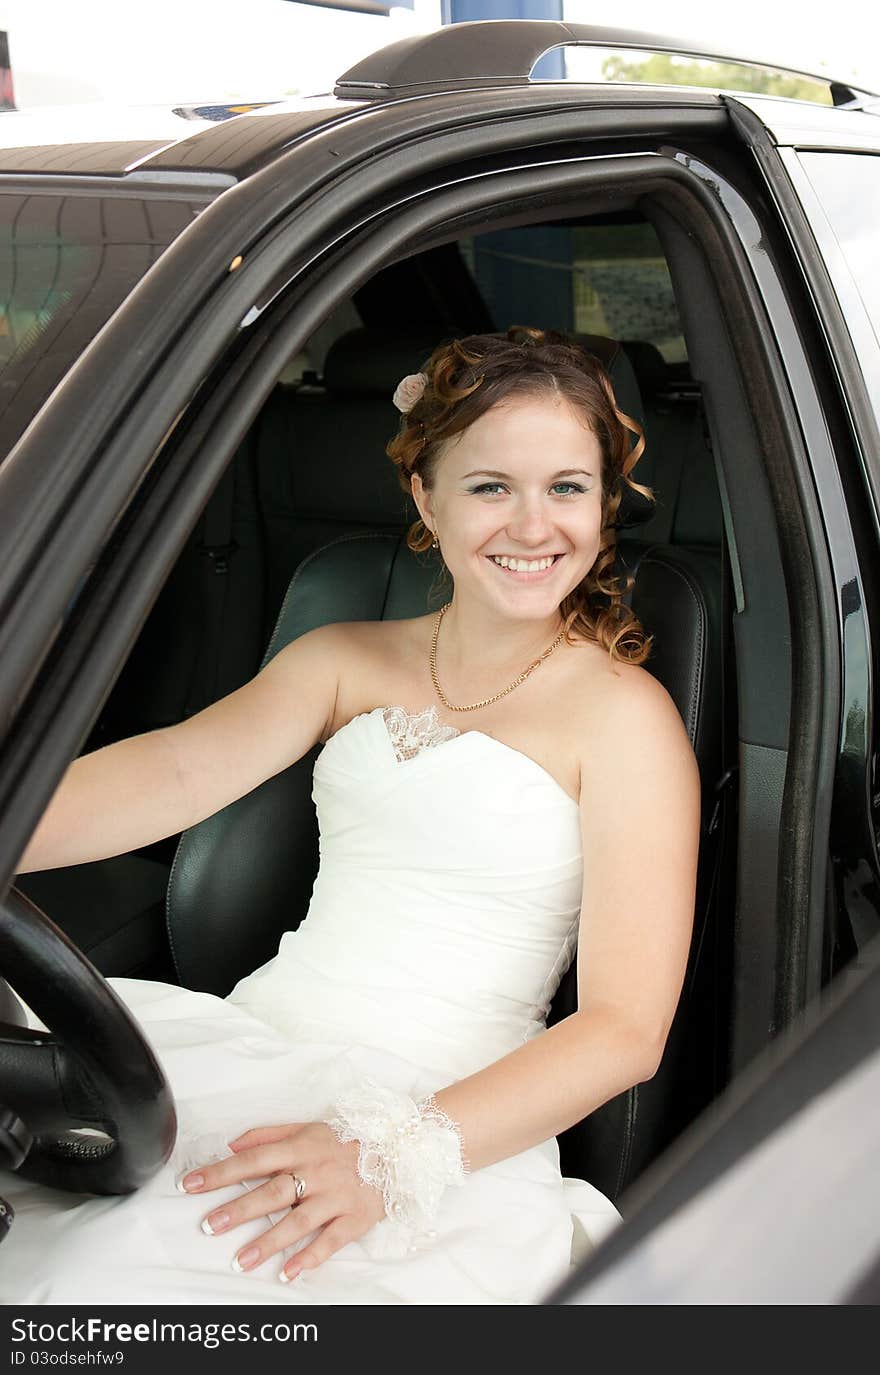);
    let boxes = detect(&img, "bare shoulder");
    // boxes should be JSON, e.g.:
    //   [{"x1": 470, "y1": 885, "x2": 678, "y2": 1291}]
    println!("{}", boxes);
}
[
  {"x1": 284, "y1": 616, "x2": 428, "y2": 737},
  {"x1": 573, "y1": 652, "x2": 700, "y2": 792},
  {"x1": 588, "y1": 656, "x2": 692, "y2": 733},
  {"x1": 272, "y1": 618, "x2": 392, "y2": 686},
  {"x1": 306, "y1": 615, "x2": 422, "y2": 666},
  {"x1": 284, "y1": 617, "x2": 399, "y2": 660}
]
